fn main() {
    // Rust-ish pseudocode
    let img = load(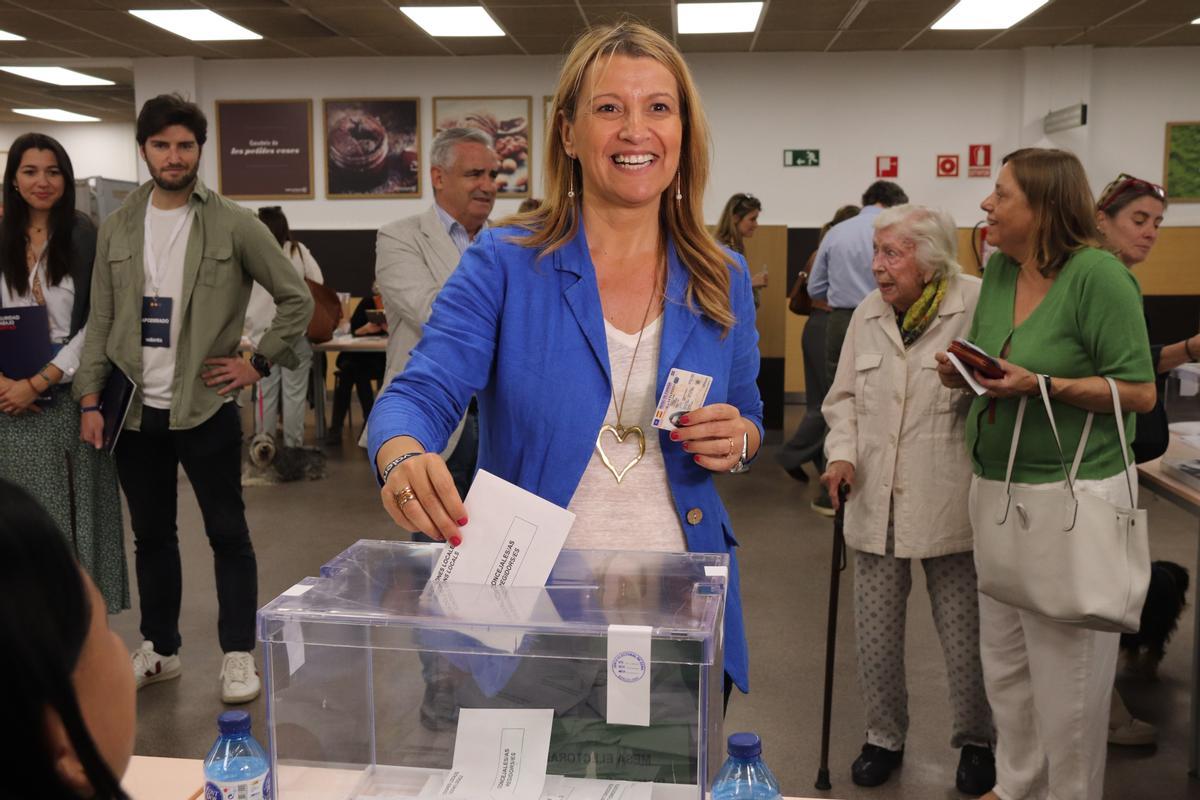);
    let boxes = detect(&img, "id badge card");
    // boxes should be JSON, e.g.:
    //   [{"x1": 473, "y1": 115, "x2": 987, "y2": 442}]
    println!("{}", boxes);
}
[
  {"x1": 652, "y1": 368, "x2": 713, "y2": 430},
  {"x1": 141, "y1": 296, "x2": 173, "y2": 348}
]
